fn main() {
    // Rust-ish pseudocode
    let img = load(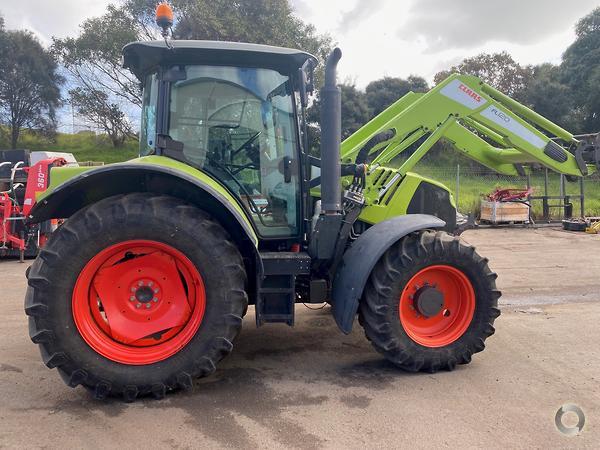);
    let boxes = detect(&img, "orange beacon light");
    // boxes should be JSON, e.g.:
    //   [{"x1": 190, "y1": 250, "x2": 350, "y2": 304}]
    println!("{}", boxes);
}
[{"x1": 155, "y1": 2, "x2": 174, "y2": 36}]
